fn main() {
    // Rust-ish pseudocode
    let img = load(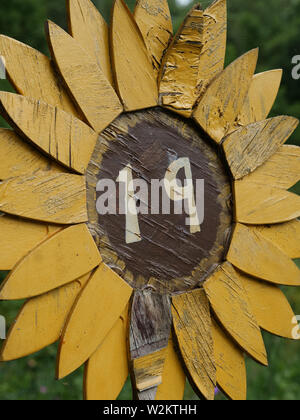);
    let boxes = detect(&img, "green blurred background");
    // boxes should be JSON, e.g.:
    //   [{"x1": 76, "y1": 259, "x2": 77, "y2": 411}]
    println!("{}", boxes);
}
[{"x1": 0, "y1": 0, "x2": 299, "y2": 400}]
